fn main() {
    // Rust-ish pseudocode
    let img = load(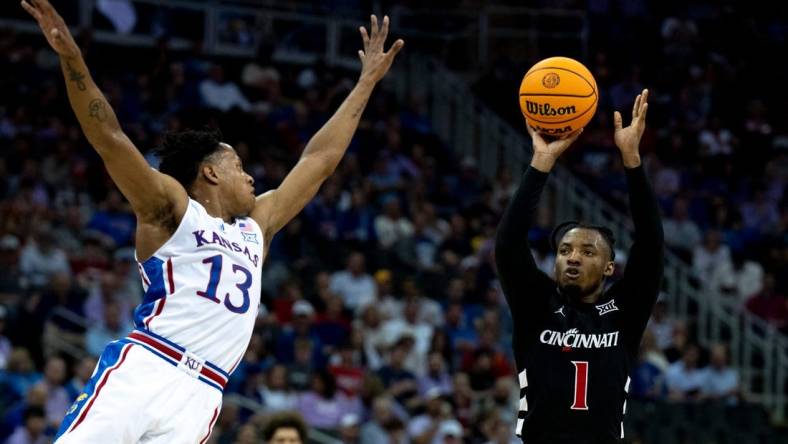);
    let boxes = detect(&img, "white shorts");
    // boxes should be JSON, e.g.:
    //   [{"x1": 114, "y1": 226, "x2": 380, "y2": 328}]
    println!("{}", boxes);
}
[{"x1": 55, "y1": 332, "x2": 226, "y2": 444}]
